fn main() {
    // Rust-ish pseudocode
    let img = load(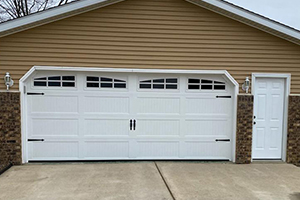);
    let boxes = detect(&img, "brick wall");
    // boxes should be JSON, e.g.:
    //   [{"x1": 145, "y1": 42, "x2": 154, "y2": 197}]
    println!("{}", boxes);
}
[
  {"x1": 235, "y1": 95, "x2": 253, "y2": 164},
  {"x1": 0, "y1": 92, "x2": 22, "y2": 173},
  {"x1": 287, "y1": 95, "x2": 300, "y2": 166}
]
